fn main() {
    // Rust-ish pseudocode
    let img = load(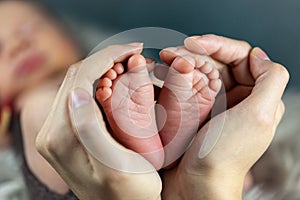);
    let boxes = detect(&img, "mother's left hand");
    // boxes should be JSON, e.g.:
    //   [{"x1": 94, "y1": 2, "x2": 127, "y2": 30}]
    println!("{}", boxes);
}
[{"x1": 36, "y1": 43, "x2": 162, "y2": 200}]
